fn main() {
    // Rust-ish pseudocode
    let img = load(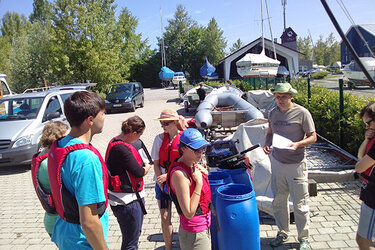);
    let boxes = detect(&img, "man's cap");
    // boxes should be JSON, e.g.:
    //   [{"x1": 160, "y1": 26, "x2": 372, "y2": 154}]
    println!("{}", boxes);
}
[
  {"x1": 179, "y1": 128, "x2": 209, "y2": 150},
  {"x1": 270, "y1": 82, "x2": 298, "y2": 95}
]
